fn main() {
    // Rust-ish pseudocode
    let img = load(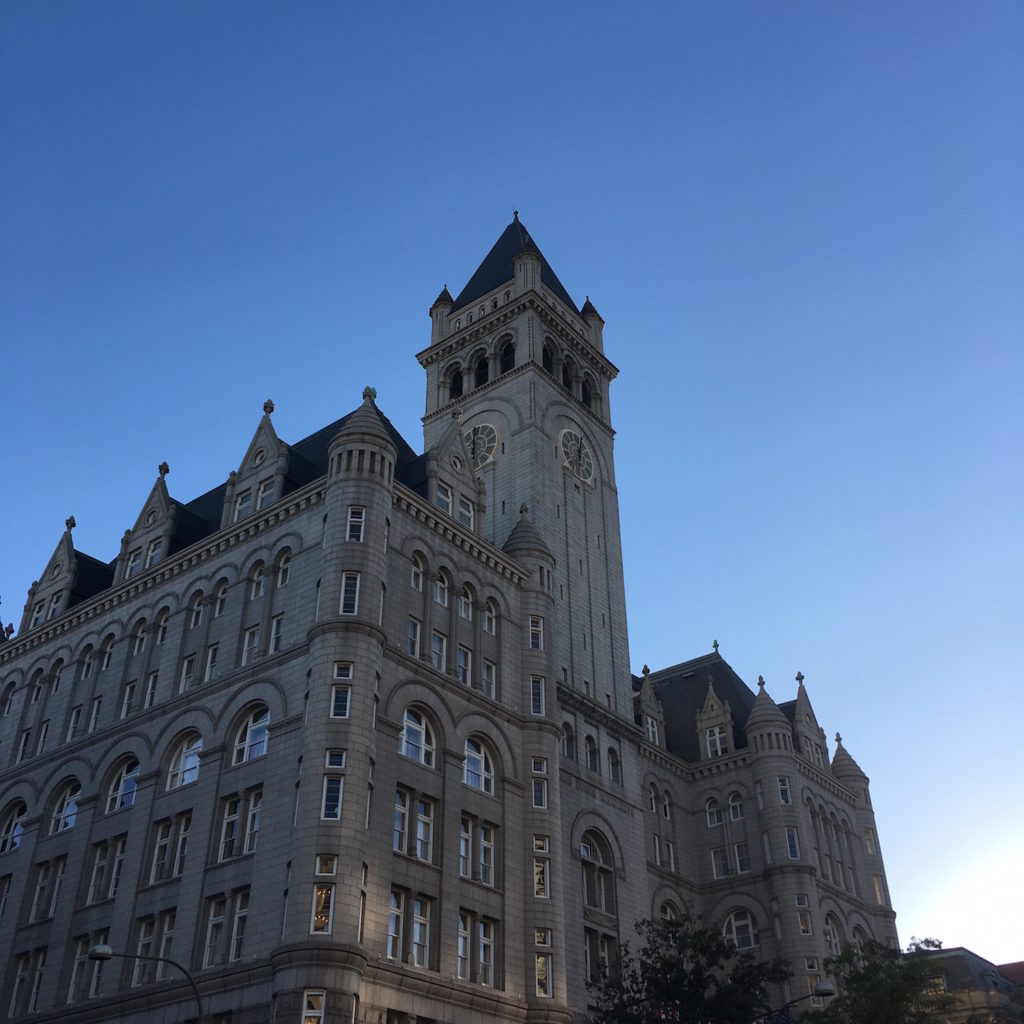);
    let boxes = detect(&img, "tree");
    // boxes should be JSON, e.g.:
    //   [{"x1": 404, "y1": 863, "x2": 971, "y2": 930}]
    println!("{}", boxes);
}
[
  {"x1": 586, "y1": 914, "x2": 791, "y2": 1024},
  {"x1": 803, "y1": 938, "x2": 957, "y2": 1024}
]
